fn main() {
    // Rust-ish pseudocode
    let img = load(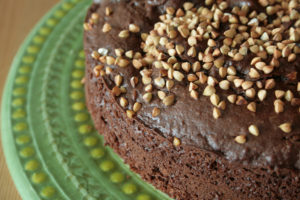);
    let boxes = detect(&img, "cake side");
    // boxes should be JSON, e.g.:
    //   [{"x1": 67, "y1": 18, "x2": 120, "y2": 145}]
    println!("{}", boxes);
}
[{"x1": 85, "y1": 59, "x2": 300, "y2": 199}]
